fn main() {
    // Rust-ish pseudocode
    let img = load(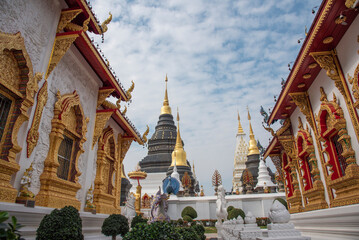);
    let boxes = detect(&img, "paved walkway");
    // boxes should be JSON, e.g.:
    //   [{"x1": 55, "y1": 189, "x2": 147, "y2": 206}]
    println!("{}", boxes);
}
[{"x1": 205, "y1": 233, "x2": 218, "y2": 240}]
